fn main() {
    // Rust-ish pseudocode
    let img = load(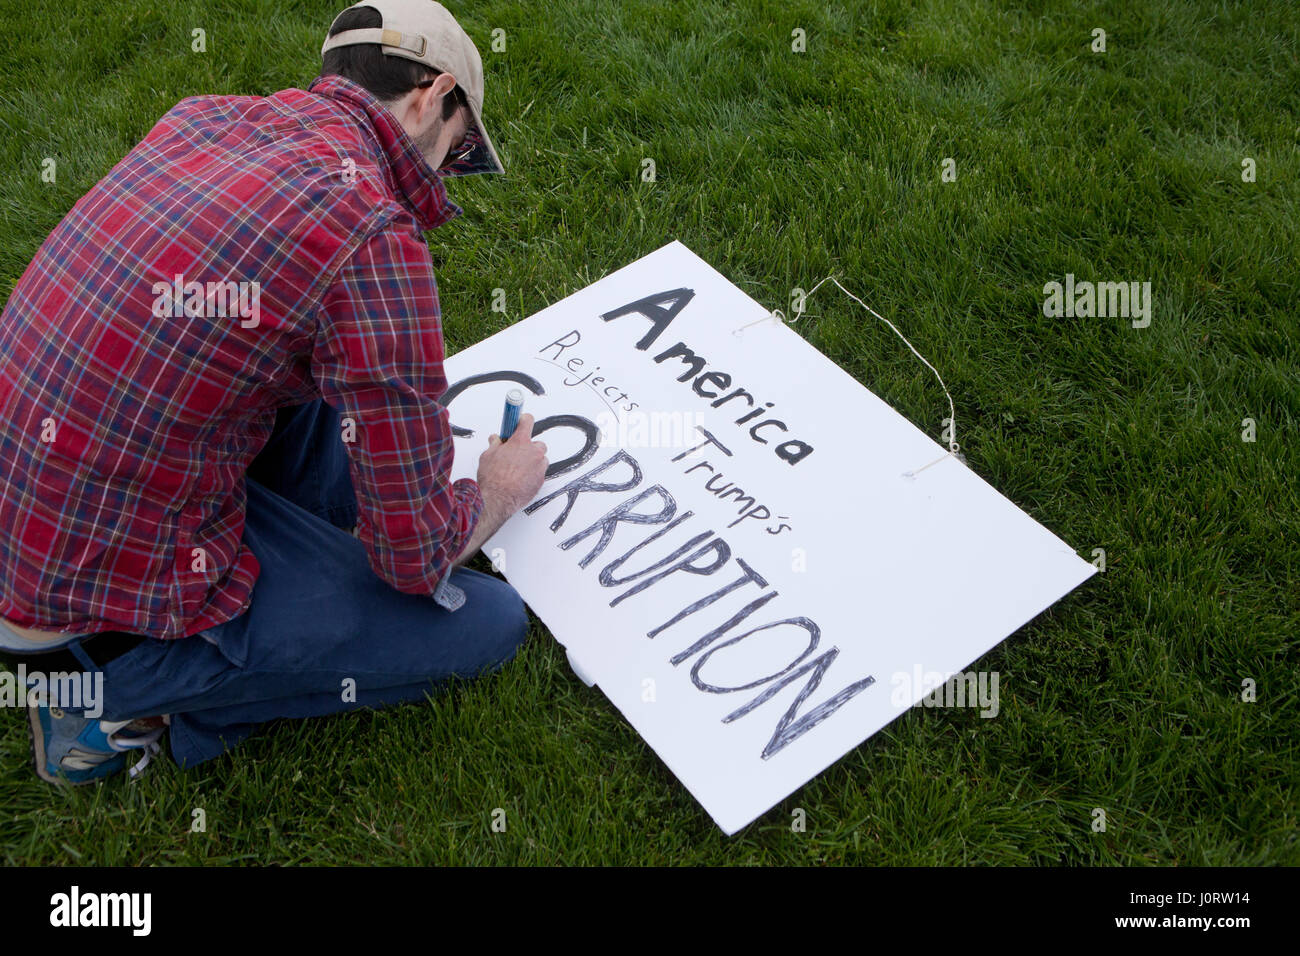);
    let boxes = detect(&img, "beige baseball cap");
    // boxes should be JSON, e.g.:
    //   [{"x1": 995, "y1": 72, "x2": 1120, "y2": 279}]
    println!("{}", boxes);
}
[{"x1": 321, "y1": 0, "x2": 504, "y2": 174}]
